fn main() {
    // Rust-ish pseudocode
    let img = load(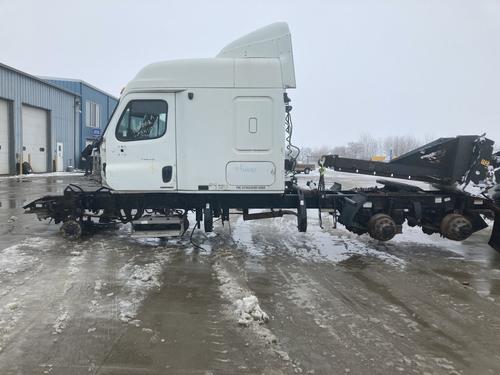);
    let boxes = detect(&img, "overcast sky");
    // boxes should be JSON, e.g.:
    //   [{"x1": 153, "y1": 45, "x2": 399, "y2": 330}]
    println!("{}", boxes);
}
[{"x1": 1, "y1": 0, "x2": 499, "y2": 148}]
